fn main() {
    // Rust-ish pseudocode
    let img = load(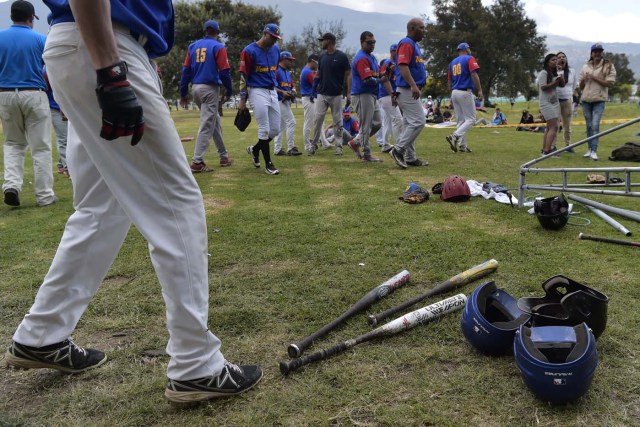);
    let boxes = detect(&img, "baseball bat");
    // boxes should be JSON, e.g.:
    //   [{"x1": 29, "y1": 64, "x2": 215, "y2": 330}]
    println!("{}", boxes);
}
[
  {"x1": 367, "y1": 259, "x2": 498, "y2": 326},
  {"x1": 287, "y1": 270, "x2": 410, "y2": 358},
  {"x1": 578, "y1": 233, "x2": 640, "y2": 247},
  {"x1": 280, "y1": 293, "x2": 467, "y2": 375}
]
